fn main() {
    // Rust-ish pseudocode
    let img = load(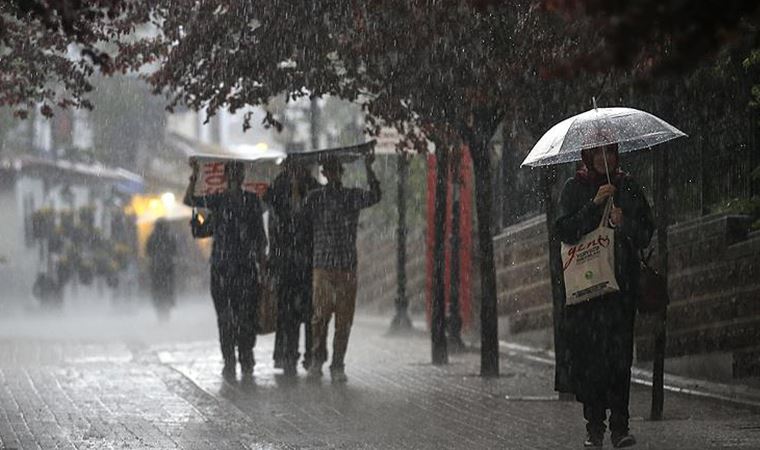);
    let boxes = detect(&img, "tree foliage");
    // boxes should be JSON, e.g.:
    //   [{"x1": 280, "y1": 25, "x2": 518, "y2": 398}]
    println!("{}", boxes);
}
[
  {"x1": 5, "y1": 1, "x2": 757, "y2": 140},
  {"x1": 0, "y1": 1, "x2": 149, "y2": 118},
  {"x1": 542, "y1": 0, "x2": 760, "y2": 76}
]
